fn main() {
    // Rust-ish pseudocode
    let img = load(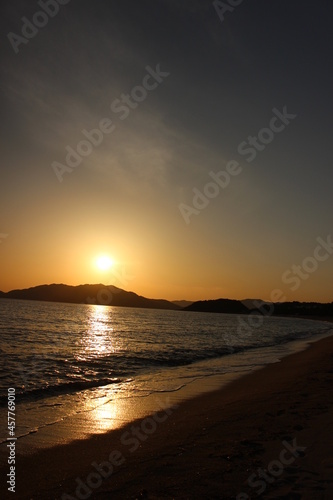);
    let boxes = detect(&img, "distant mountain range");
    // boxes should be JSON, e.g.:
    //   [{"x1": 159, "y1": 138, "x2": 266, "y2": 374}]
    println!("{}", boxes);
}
[
  {"x1": 183, "y1": 298, "x2": 333, "y2": 318},
  {"x1": 172, "y1": 300, "x2": 193, "y2": 308},
  {"x1": 0, "y1": 284, "x2": 179, "y2": 310},
  {"x1": 0, "y1": 284, "x2": 332, "y2": 317},
  {"x1": 184, "y1": 298, "x2": 249, "y2": 314}
]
